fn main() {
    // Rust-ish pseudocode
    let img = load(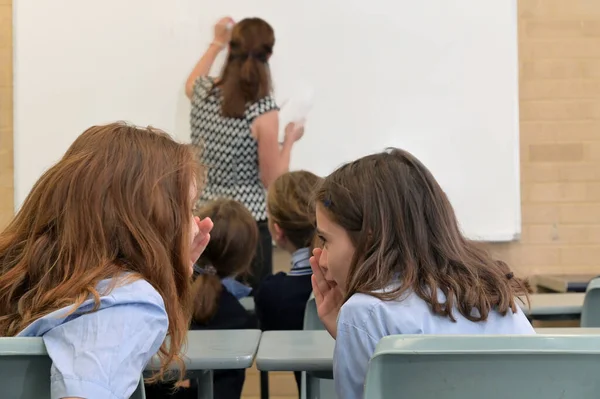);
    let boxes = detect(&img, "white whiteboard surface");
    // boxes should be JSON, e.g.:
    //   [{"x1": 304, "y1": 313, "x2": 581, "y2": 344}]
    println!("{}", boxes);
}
[{"x1": 14, "y1": 0, "x2": 520, "y2": 241}]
